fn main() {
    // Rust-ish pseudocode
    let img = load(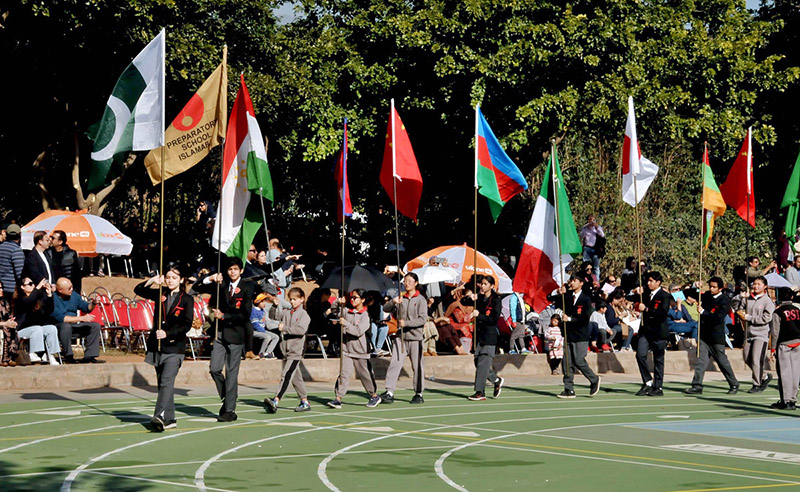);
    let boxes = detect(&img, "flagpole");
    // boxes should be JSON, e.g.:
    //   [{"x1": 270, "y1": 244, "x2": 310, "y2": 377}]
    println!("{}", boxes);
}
[
  {"x1": 744, "y1": 127, "x2": 753, "y2": 353},
  {"x1": 156, "y1": 33, "x2": 166, "y2": 353},
  {"x1": 473, "y1": 105, "x2": 479, "y2": 341},
  {"x1": 633, "y1": 176, "x2": 644, "y2": 305},
  {"x1": 551, "y1": 139, "x2": 570, "y2": 379},
  {"x1": 390, "y1": 99, "x2": 404, "y2": 345},
  {"x1": 340, "y1": 117, "x2": 347, "y2": 370},
  {"x1": 697, "y1": 142, "x2": 706, "y2": 359},
  {"x1": 214, "y1": 134, "x2": 225, "y2": 343}
]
